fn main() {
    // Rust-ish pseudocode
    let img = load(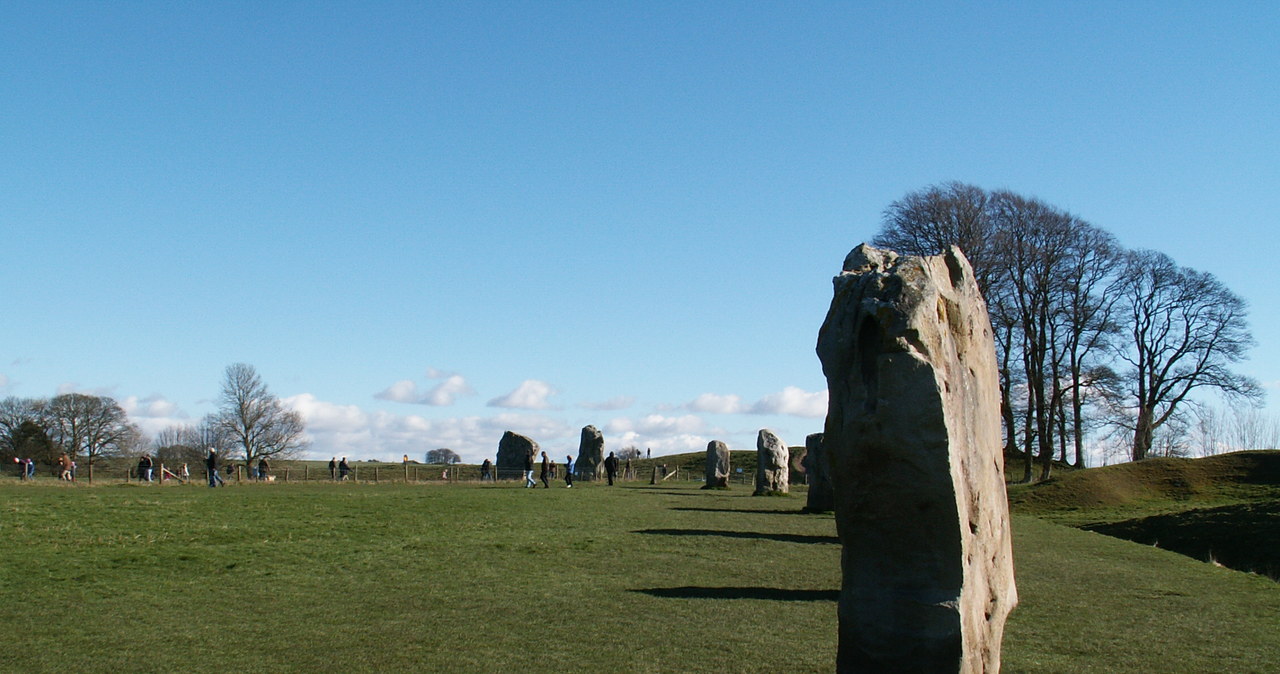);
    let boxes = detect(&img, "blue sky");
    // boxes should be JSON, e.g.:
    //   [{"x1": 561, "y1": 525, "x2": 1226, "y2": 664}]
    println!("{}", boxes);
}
[{"x1": 3, "y1": 2, "x2": 1277, "y2": 463}]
